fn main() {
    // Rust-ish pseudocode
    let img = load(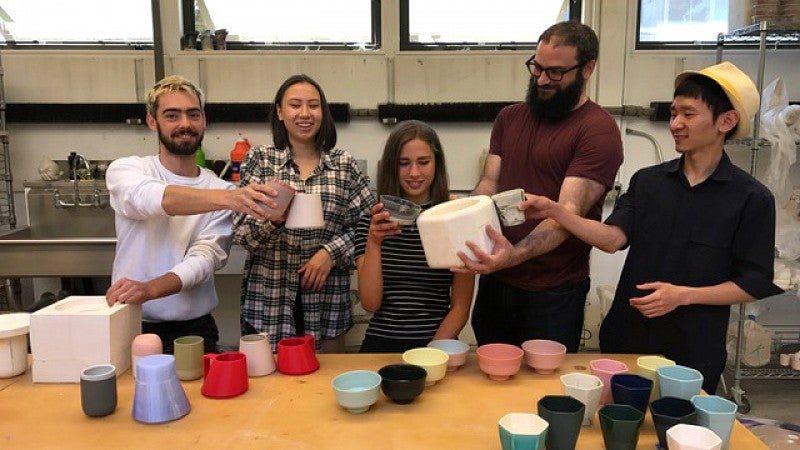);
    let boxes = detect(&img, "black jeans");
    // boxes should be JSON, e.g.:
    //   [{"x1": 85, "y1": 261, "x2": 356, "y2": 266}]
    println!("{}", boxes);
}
[
  {"x1": 142, "y1": 313, "x2": 219, "y2": 354},
  {"x1": 470, "y1": 275, "x2": 589, "y2": 352}
]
